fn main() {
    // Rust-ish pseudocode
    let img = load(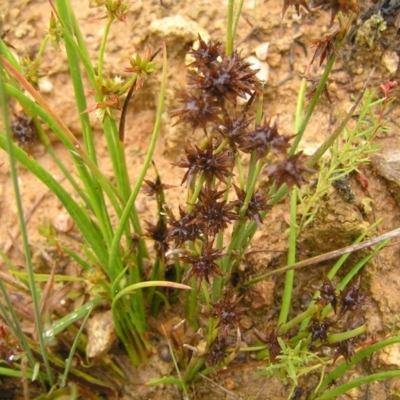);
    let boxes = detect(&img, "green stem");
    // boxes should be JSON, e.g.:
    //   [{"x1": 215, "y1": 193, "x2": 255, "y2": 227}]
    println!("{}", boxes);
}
[
  {"x1": 231, "y1": 0, "x2": 245, "y2": 43},
  {"x1": 187, "y1": 174, "x2": 206, "y2": 212},
  {"x1": 36, "y1": 35, "x2": 50, "y2": 59},
  {"x1": 54, "y1": 0, "x2": 96, "y2": 88},
  {"x1": 278, "y1": 188, "x2": 297, "y2": 326},
  {"x1": 289, "y1": 53, "x2": 337, "y2": 157},
  {"x1": 313, "y1": 370, "x2": 400, "y2": 400},
  {"x1": 327, "y1": 325, "x2": 366, "y2": 344},
  {"x1": 226, "y1": 0, "x2": 235, "y2": 56},
  {"x1": 279, "y1": 305, "x2": 319, "y2": 335},
  {"x1": 97, "y1": 19, "x2": 113, "y2": 88},
  {"x1": 2, "y1": 63, "x2": 122, "y2": 215},
  {"x1": 310, "y1": 334, "x2": 400, "y2": 399},
  {"x1": 108, "y1": 42, "x2": 167, "y2": 283},
  {"x1": 0, "y1": 54, "x2": 54, "y2": 385},
  {"x1": 240, "y1": 159, "x2": 264, "y2": 216},
  {"x1": 295, "y1": 78, "x2": 307, "y2": 132},
  {"x1": 307, "y1": 71, "x2": 373, "y2": 168}
]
